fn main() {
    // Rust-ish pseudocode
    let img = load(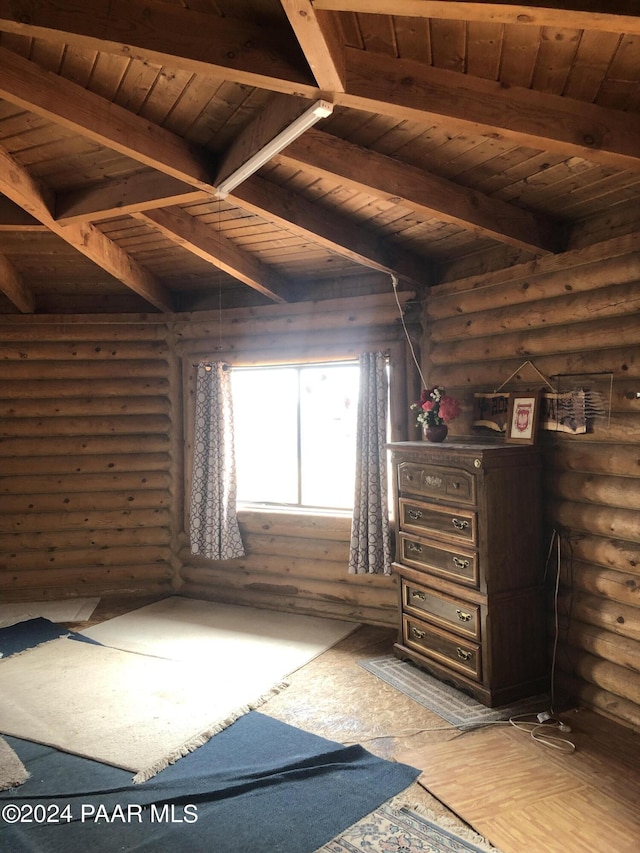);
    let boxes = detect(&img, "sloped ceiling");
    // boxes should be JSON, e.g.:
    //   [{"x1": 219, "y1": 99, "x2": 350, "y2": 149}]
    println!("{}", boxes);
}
[{"x1": 0, "y1": 0, "x2": 638, "y2": 314}]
